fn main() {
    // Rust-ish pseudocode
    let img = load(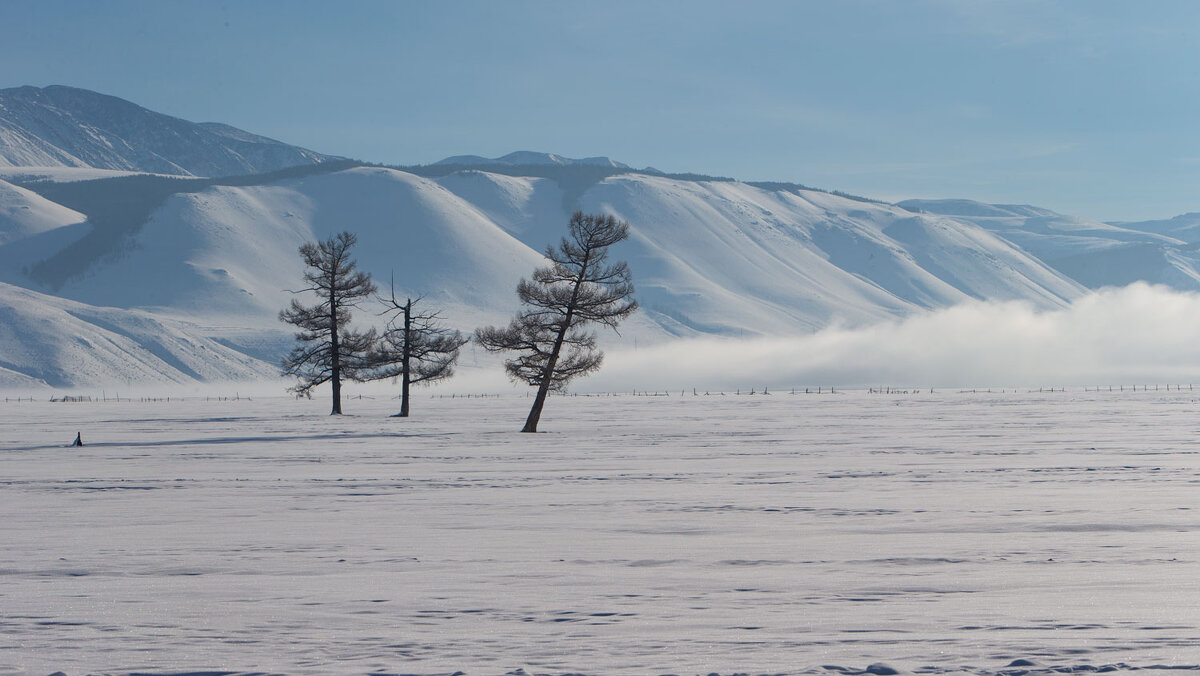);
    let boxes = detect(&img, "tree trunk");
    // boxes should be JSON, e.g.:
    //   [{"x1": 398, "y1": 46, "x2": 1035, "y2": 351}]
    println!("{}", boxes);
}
[
  {"x1": 522, "y1": 384, "x2": 550, "y2": 432},
  {"x1": 521, "y1": 253, "x2": 590, "y2": 433},
  {"x1": 398, "y1": 299, "x2": 411, "y2": 417},
  {"x1": 331, "y1": 372, "x2": 342, "y2": 414},
  {"x1": 522, "y1": 322, "x2": 566, "y2": 432},
  {"x1": 329, "y1": 290, "x2": 342, "y2": 415}
]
